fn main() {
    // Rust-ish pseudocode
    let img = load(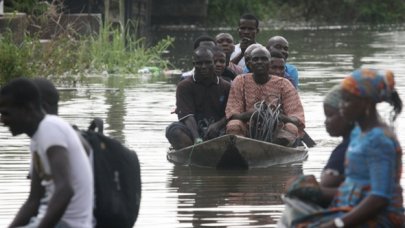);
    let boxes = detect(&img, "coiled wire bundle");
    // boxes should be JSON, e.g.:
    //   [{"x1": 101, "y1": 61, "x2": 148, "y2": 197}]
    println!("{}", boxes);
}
[{"x1": 249, "y1": 100, "x2": 281, "y2": 142}]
